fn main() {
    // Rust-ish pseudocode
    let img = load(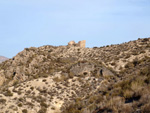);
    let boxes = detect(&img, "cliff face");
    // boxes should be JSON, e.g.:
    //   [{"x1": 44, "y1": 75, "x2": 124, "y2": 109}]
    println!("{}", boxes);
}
[{"x1": 0, "y1": 38, "x2": 150, "y2": 113}]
